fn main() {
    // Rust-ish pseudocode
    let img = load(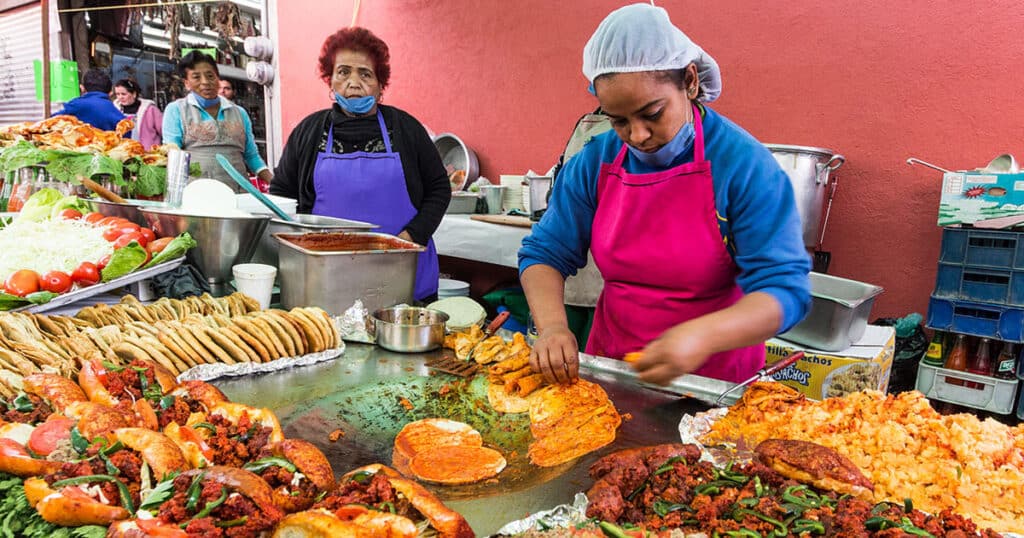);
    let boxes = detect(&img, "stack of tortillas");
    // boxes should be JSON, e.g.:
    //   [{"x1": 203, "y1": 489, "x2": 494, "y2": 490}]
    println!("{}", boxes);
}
[{"x1": 391, "y1": 418, "x2": 506, "y2": 485}]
